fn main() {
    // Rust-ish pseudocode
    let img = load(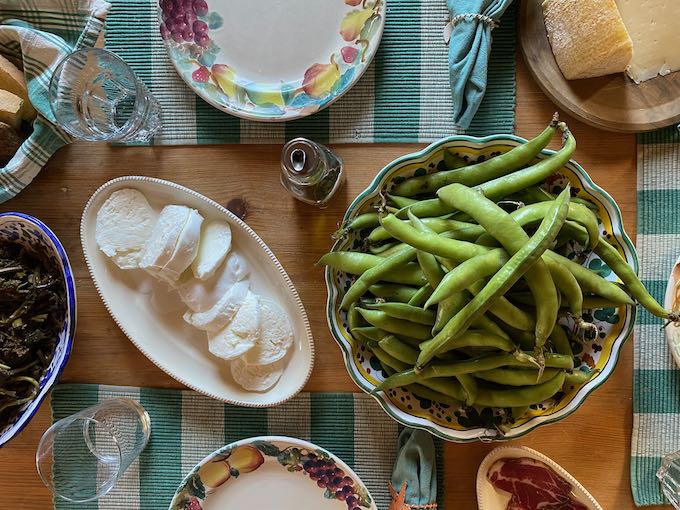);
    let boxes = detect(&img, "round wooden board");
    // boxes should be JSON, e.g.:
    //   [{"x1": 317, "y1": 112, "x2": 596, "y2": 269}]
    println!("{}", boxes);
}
[{"x1": 519, "y1": 0, "x2": 680, "y2": 133}]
